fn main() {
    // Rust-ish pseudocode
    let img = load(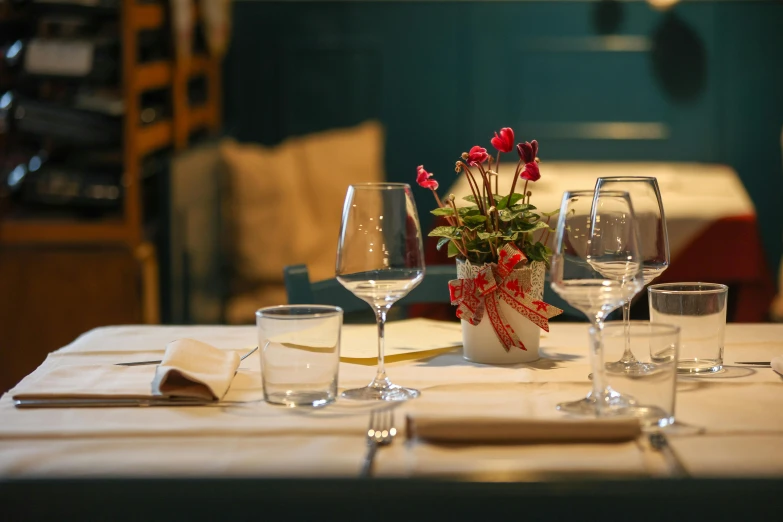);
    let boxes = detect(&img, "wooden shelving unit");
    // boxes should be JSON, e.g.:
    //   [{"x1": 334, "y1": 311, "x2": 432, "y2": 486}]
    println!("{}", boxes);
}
[
  {"x1": 0, "y1": 0, "x2": 222, "y2": 325},
  {"x1": 0, "y1": 0, "x2": 224, "y2": 392}
]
